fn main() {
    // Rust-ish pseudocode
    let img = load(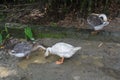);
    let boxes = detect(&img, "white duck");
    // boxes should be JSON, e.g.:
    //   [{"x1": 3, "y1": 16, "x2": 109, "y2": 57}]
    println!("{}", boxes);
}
[
  {"x1": 44, "y1": 42, "x2": 81, "y2": 64},
  {"x1": 8, "y1": 41, "x2": 45, "y2": 58},
  {"x1": 87, "y1": 13, "x2": 109, "y2": 33}
]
